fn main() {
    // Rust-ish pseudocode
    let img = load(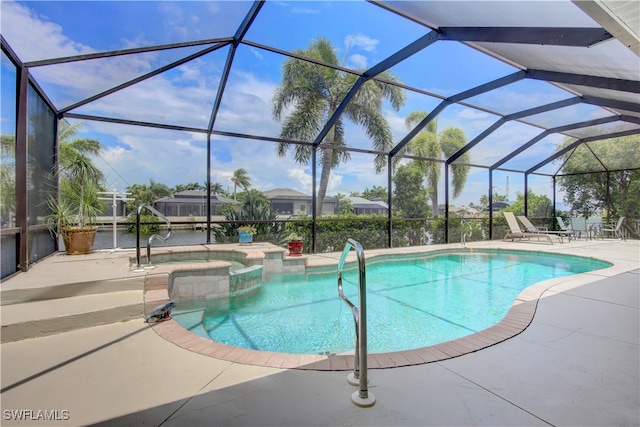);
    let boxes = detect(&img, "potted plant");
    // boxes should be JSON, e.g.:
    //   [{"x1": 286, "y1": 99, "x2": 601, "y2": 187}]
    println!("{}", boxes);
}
[
  {"x1": 46, "y1": 122, "x2": 106, "y2": 255},
  {"x1": 287, "y1": 232, "x2": 304, "y2": 256},
  {"x1": 237, "y1": 225, "x2": 257, "y2": 244}
]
